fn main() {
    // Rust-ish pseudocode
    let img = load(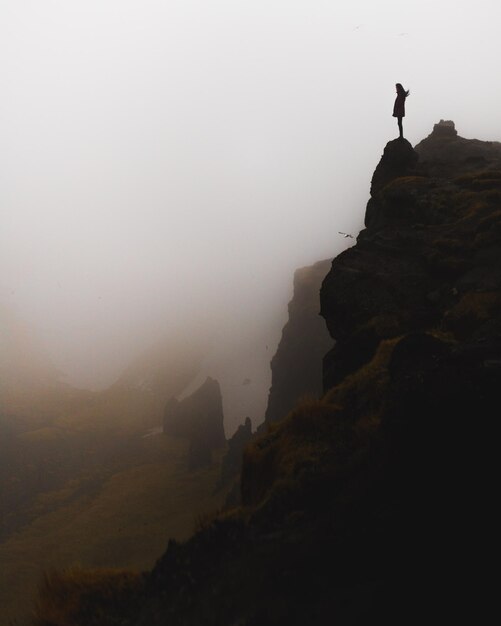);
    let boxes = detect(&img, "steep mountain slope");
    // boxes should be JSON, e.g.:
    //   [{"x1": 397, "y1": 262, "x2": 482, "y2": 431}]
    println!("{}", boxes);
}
[
  {"x1": 322, "y1": 121, "x2": 501, "y2": 389},
  {"x1": 32, "y1": 122, "x2": 501, "y2": 625},
  {"x1": 264, "y1": 258, "x2": 333, "y2": 425}
]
